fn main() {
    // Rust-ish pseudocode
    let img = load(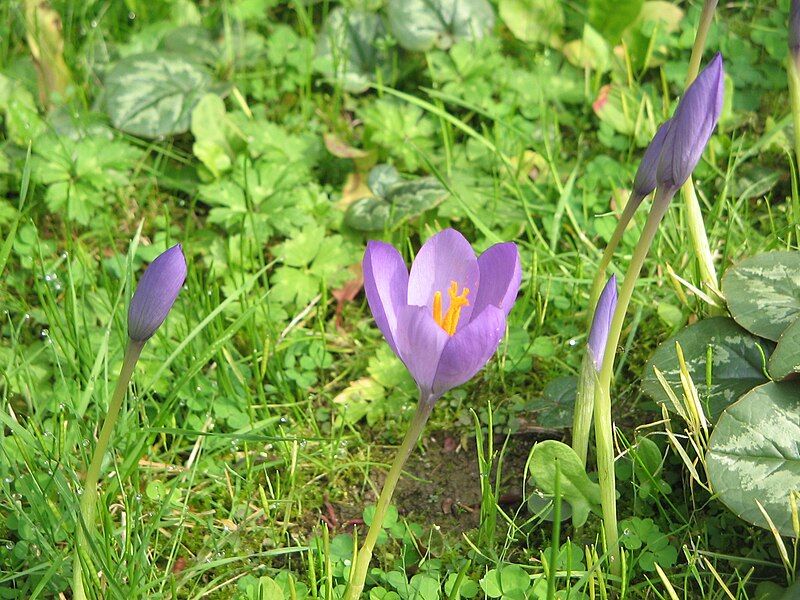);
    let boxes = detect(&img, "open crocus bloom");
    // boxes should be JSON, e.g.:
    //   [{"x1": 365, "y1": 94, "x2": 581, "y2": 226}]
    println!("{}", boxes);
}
[{"x1": 363, "y1": 229, "x2": 521, "y2": 403}]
